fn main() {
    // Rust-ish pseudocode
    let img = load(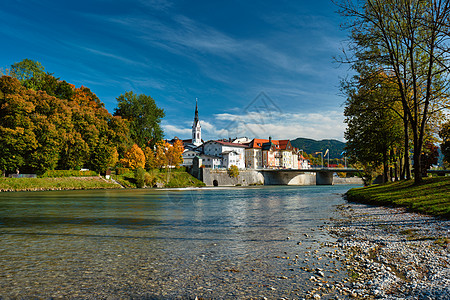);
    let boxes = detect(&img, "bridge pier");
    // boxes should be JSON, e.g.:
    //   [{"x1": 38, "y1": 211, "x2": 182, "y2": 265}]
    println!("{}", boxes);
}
[{"x1": 316, "y1": 171, "x2": 334, "y2": 185}]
